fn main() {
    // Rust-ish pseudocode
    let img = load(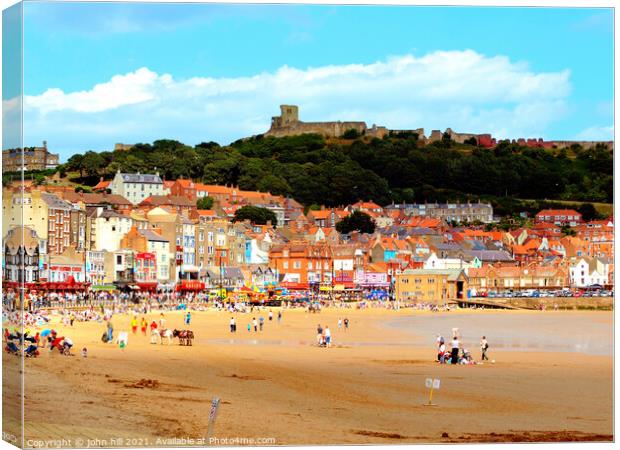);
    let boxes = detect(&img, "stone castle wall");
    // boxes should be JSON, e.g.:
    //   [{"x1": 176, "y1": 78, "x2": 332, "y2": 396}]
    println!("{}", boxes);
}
[
  {"x1": 263, "y1": 106, "x2": 614, "y2": 150},
  {"x1": 265, "y1": 120, "x2": 367, "y2": 138}
]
